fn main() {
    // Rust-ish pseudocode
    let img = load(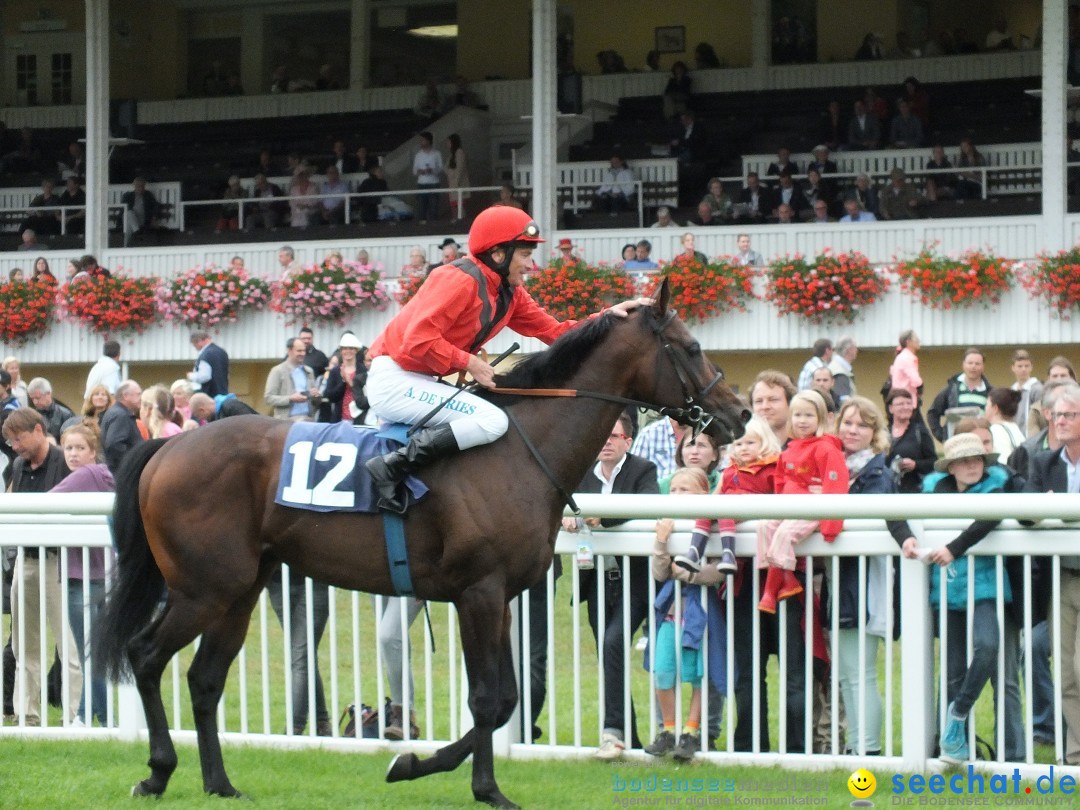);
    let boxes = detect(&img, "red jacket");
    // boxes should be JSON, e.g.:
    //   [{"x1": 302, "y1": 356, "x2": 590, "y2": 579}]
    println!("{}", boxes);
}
[
  {"x1": 370, "y1": 256, "x2": 578, "y2": 376},
  {"x1": 775, "y1": 434, "x2": 849, "y2": 541},
  {"x1": 693, "y1": 455, "x2": 778, "y2": 536}
]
